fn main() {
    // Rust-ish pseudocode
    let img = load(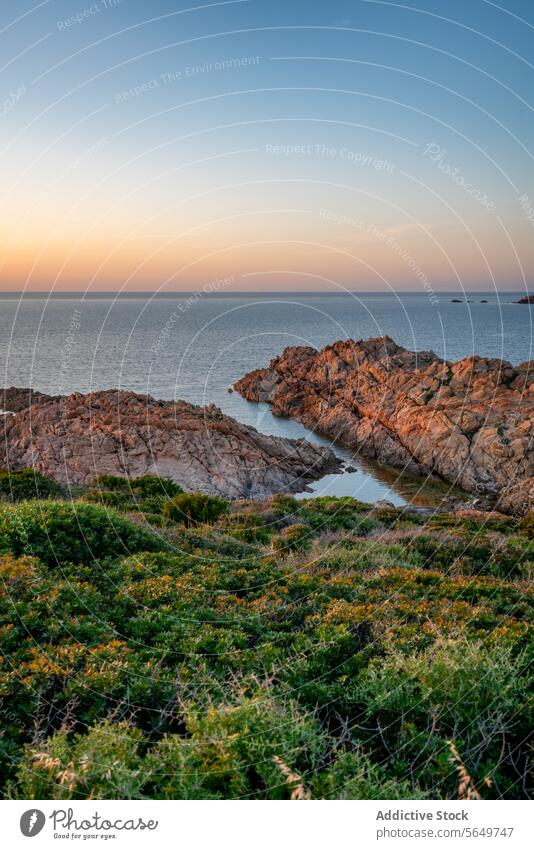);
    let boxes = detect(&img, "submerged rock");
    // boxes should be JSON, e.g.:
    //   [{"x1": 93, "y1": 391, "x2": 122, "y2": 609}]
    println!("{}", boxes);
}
[
  {"x1": 0, "y1": 389, "x2": 341, "y2": 499},
  {"x1": 234, "y1": 335, "x2": 534, "y2": 515}
]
